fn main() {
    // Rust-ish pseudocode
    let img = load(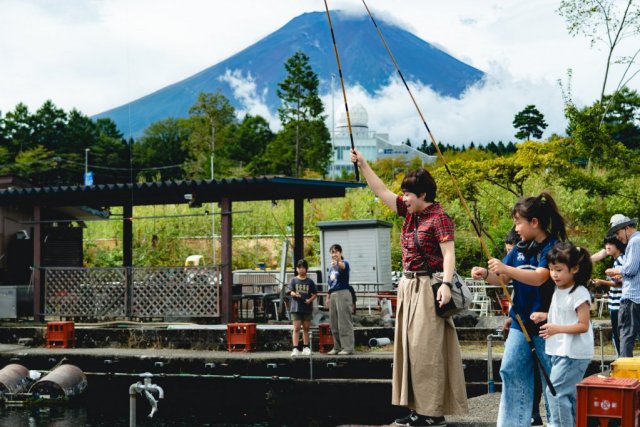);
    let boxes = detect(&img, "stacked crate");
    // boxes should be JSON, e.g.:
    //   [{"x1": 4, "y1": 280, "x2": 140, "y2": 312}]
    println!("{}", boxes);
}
[
  {"x1": 46, "y1": 321, "x2": 75, "y2": 348},
  {"x1": 226, "y1": 323, "x2": 257, "y2": 352},
  {"x1": 318, "y1": 323, "x2": 333, "y2": 353},
  {"x1": 576, "y1": 374, "x2": 640, "y2": 426}
]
